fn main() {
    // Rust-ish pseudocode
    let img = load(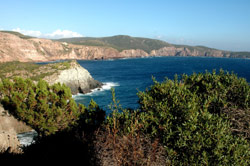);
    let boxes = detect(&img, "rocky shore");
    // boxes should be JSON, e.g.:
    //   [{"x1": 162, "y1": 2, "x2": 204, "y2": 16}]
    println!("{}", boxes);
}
[
  {"x1": 0, "y1": 60, "x2": 102, "y2": 95},
  {"x1": 43, "y1": 60, "x2": 102, "y2": 94},
  {"x1": 0, "y1": 60, "x2": 102, "y2": 152},
  {"x1": 0, "y1": 105, "x2": 31, "y2": 153}
]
